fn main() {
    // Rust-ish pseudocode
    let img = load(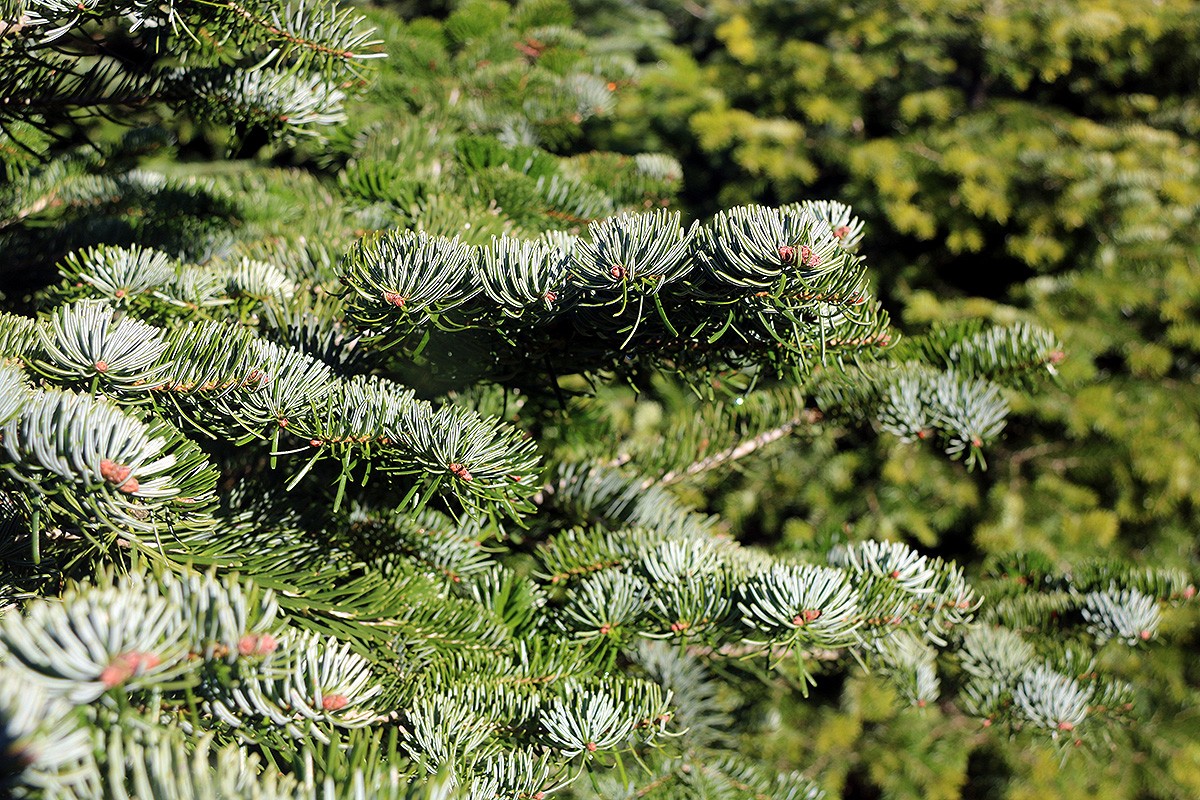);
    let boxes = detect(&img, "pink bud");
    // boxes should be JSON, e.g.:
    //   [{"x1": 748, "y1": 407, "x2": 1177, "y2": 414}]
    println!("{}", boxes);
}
[
  {"x1": 238, "y1": 633, "x2": 278, "y2": 656},
  {"x1": 321, "y1": 694, "x2": 349, "y2": 711}
]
